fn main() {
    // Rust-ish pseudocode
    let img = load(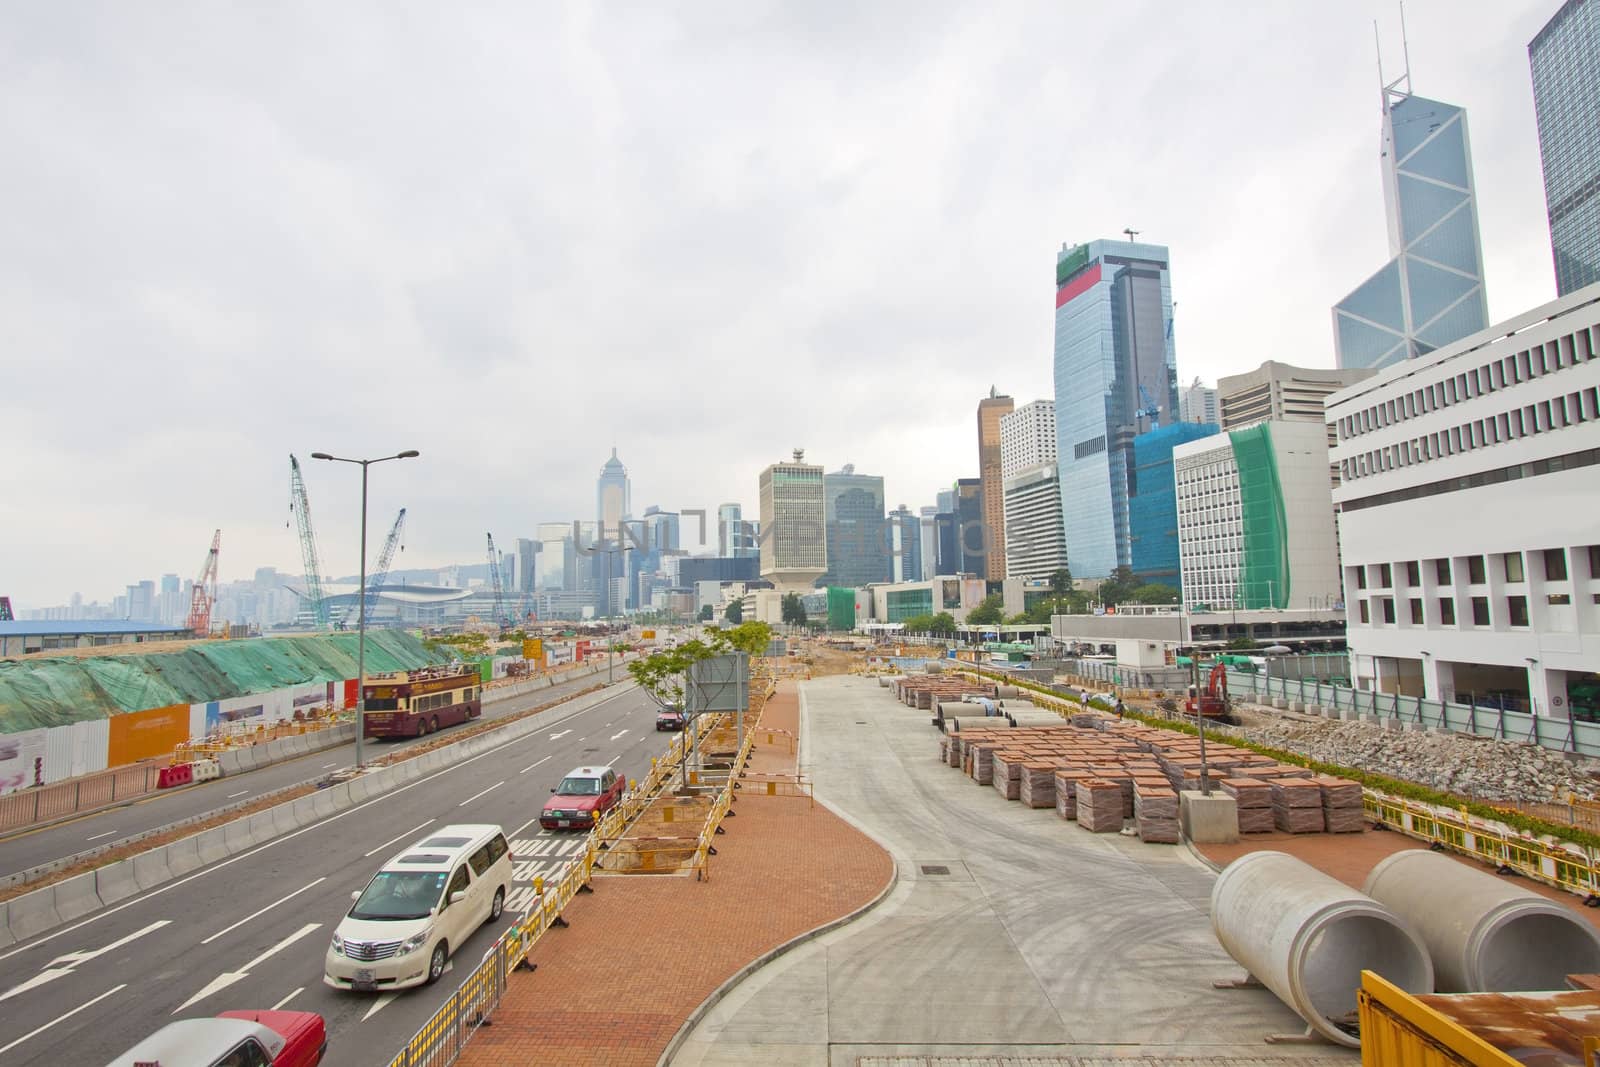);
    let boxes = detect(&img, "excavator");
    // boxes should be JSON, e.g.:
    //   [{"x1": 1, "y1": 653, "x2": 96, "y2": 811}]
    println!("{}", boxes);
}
[{"x1": 1185, "y1": 660, "x2": 1232, "y2": 721}]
